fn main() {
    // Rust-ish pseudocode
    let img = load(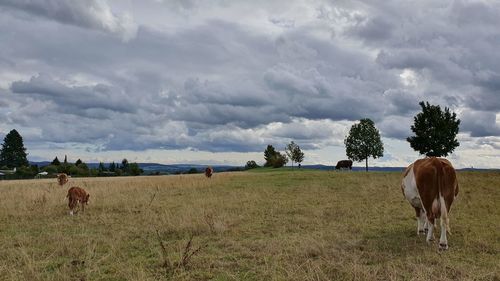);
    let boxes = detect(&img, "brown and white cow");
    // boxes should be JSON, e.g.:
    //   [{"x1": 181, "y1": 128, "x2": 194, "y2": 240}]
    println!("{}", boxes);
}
[
  {"x1": 205, "y1": 166, "x2": 214, "y2": 178},
  {"x1": 57, "y1": 173, "x2": 69, "y2": 187},
  {"x1": 401, "y1": 157, "x2": 459, "y2": 250}
]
